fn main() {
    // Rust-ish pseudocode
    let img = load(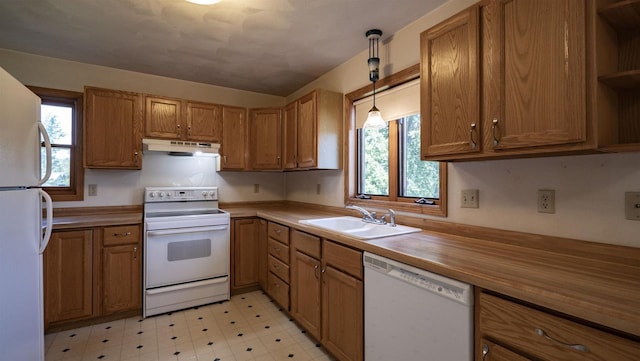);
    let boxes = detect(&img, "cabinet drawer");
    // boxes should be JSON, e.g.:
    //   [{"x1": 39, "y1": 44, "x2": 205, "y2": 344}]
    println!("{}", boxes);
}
[
  {"x1": 323, "y1": 240, "x2": 362, "y2": 279},
  {"x1": 479, "y1": 293, "x2": 640, "y2": 361},
  {"x1": 268, "y1": 255, "x2": 289, "y2": 283},
  {"x1": 291, "y1": 229, "x2": 321, "y2": 259},
  {"x1": 268, "y1": 222, "x2": 289, "y2": 245},
  {"x1": 103, "y1": 225, "x2": 140, "y2": 246},
  {"x1": 268, "y1": 271, "x2": 289, "y2": 310},
  {"x1": 268, "y1": 238, "x2": 290, "y2": 264}
]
